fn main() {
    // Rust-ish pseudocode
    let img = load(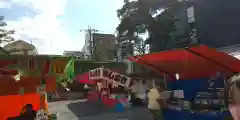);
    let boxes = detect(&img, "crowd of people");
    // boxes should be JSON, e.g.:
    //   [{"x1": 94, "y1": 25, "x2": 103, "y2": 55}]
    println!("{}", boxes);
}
[{"x1": 86, "y1": 78, "x2": 164, "y2": 120}]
